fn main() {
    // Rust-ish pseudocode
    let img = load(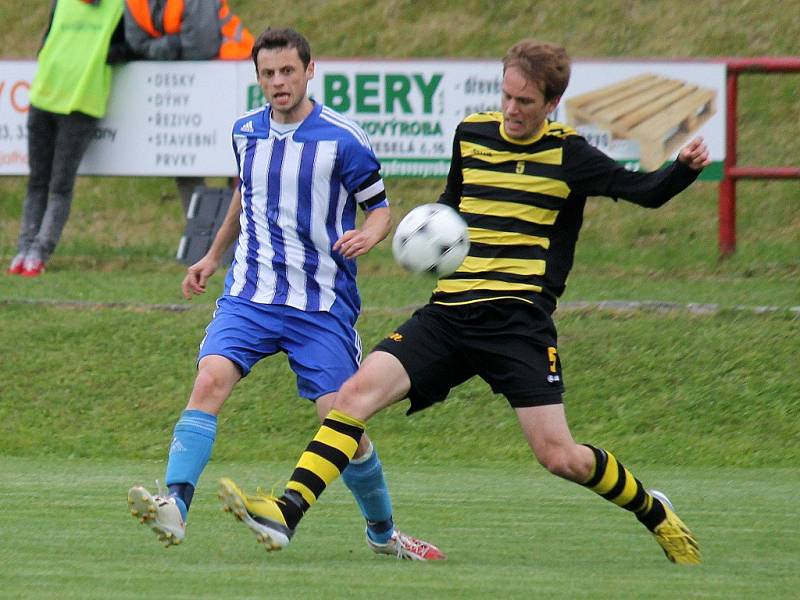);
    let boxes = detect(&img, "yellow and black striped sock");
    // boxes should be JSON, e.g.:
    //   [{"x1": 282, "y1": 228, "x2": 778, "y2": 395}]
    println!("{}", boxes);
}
[
  {"x1": 278, "y1": 409, "x2": 366, "y2": 529},
  {"x1": 581, "y1": 444, "x2": 666, "y2": 531}
]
